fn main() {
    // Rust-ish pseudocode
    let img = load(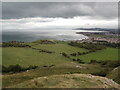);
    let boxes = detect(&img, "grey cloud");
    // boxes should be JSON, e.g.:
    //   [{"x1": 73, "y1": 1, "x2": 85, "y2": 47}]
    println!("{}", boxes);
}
[{"x1": 2, "y1": 2, "x2": 118, "y2": 19}]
